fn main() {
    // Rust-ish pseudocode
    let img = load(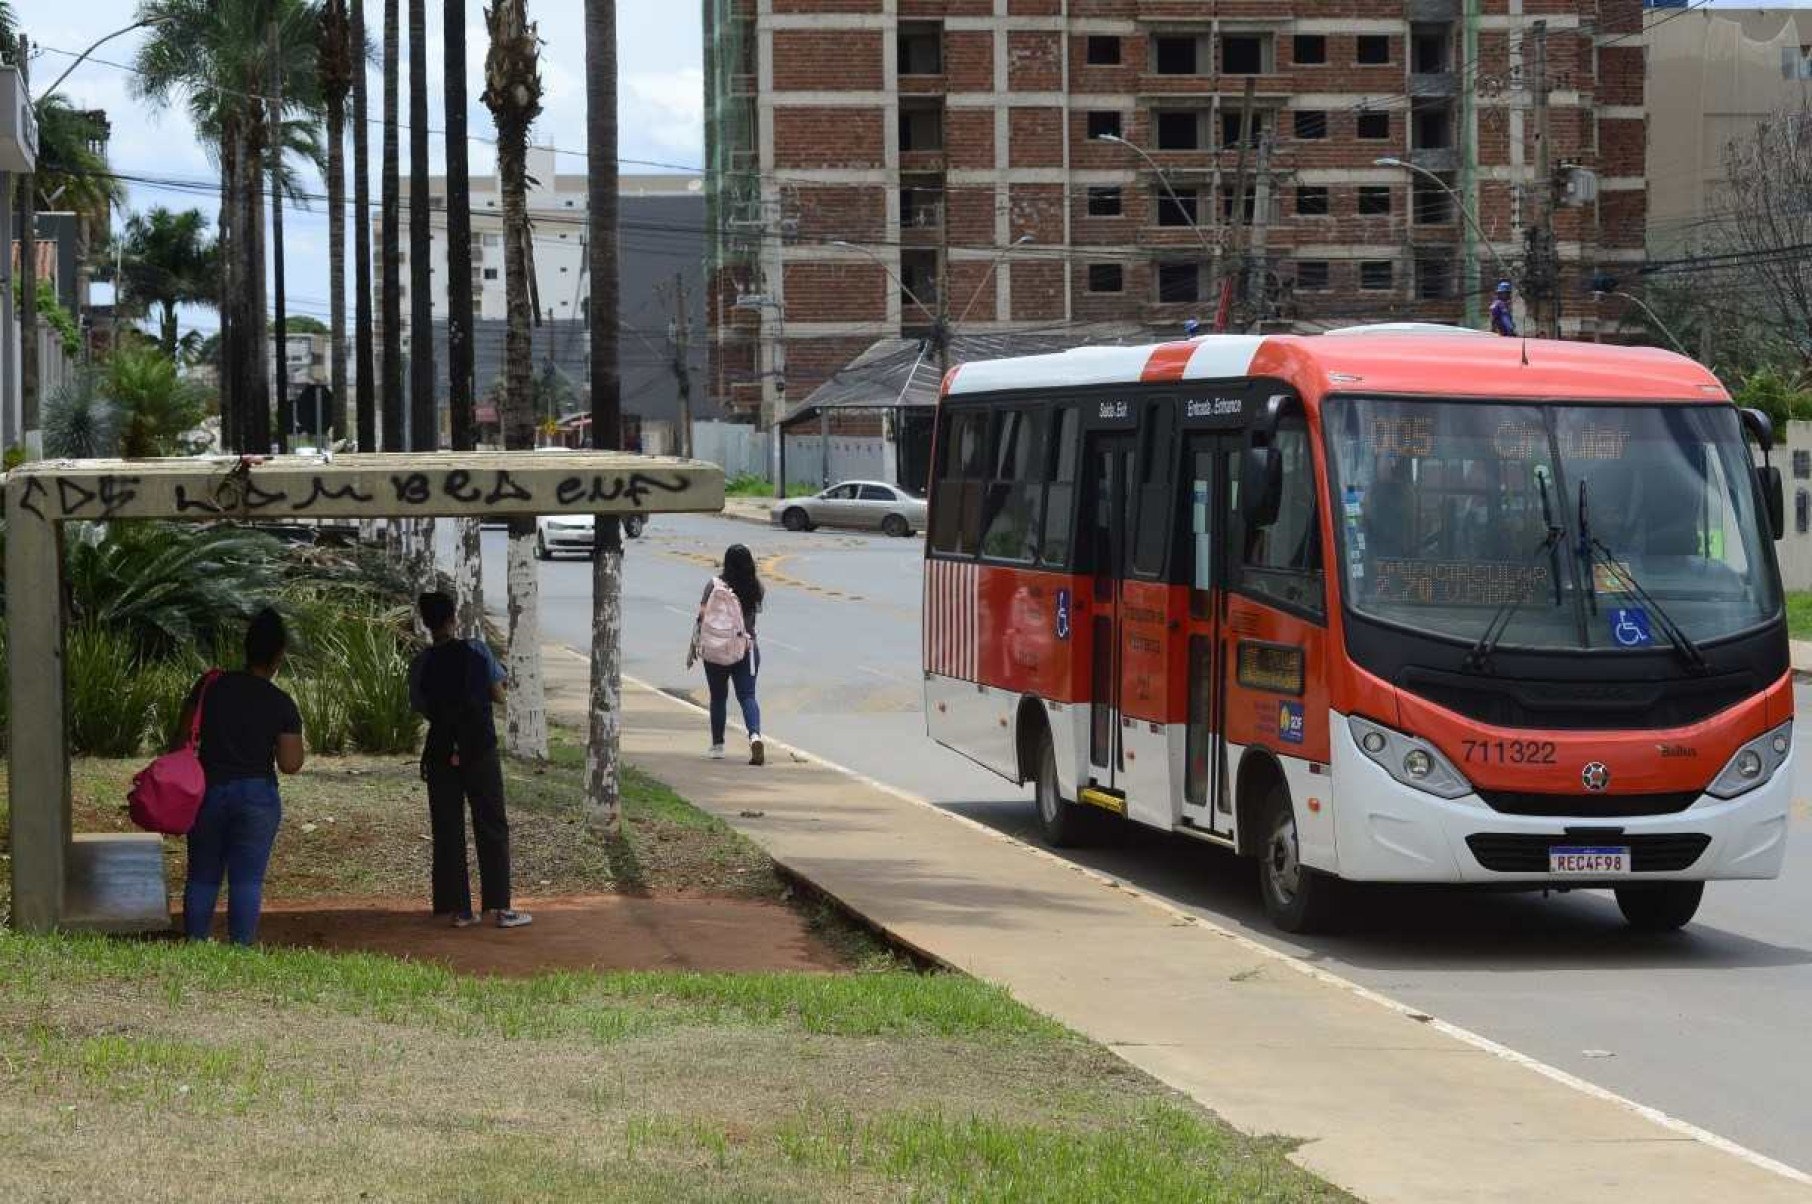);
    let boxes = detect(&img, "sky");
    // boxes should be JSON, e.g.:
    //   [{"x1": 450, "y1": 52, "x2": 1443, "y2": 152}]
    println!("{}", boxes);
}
[{"x1": 21, "y1": 0, "x2": 704, "y2": 336}]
